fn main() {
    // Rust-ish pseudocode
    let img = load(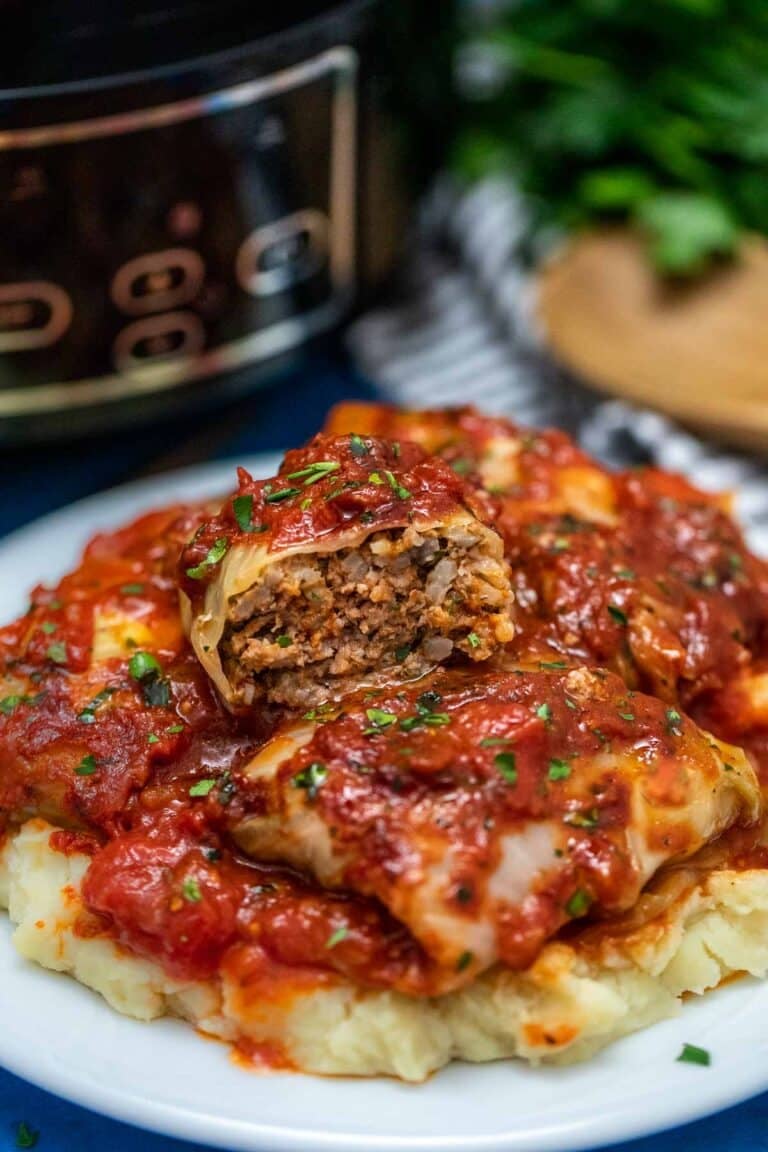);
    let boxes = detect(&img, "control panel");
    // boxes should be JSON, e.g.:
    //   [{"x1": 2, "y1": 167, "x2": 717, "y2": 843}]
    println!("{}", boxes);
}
[{"x1": 0, "y1": 47, "x2": 357, "y2": 414}]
